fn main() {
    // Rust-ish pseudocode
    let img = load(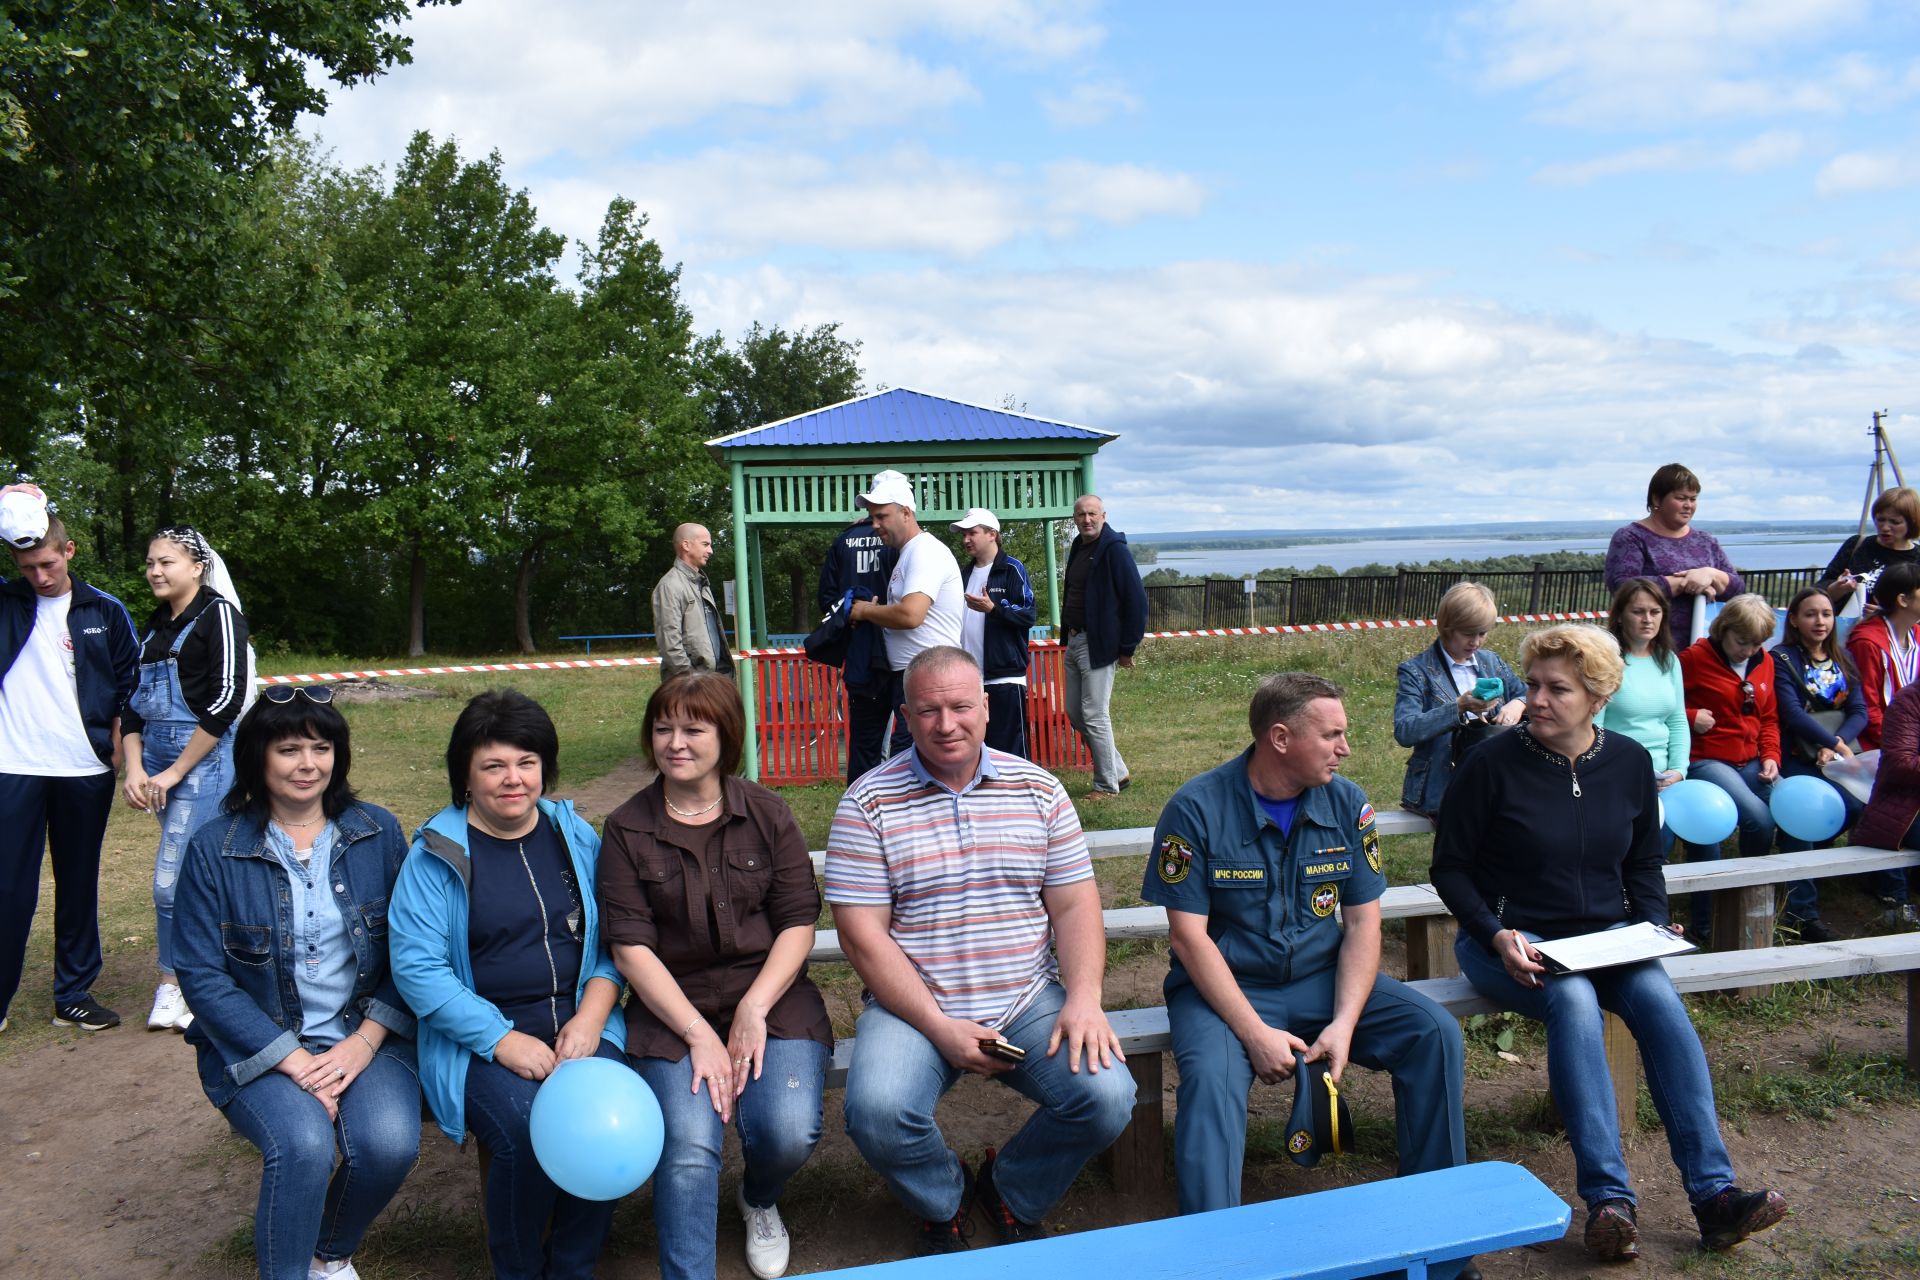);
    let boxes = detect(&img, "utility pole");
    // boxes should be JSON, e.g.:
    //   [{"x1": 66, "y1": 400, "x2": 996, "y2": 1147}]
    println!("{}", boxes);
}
[{"x1": 1859, "y1": 409, "x2": 1905, "y2": 536}]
